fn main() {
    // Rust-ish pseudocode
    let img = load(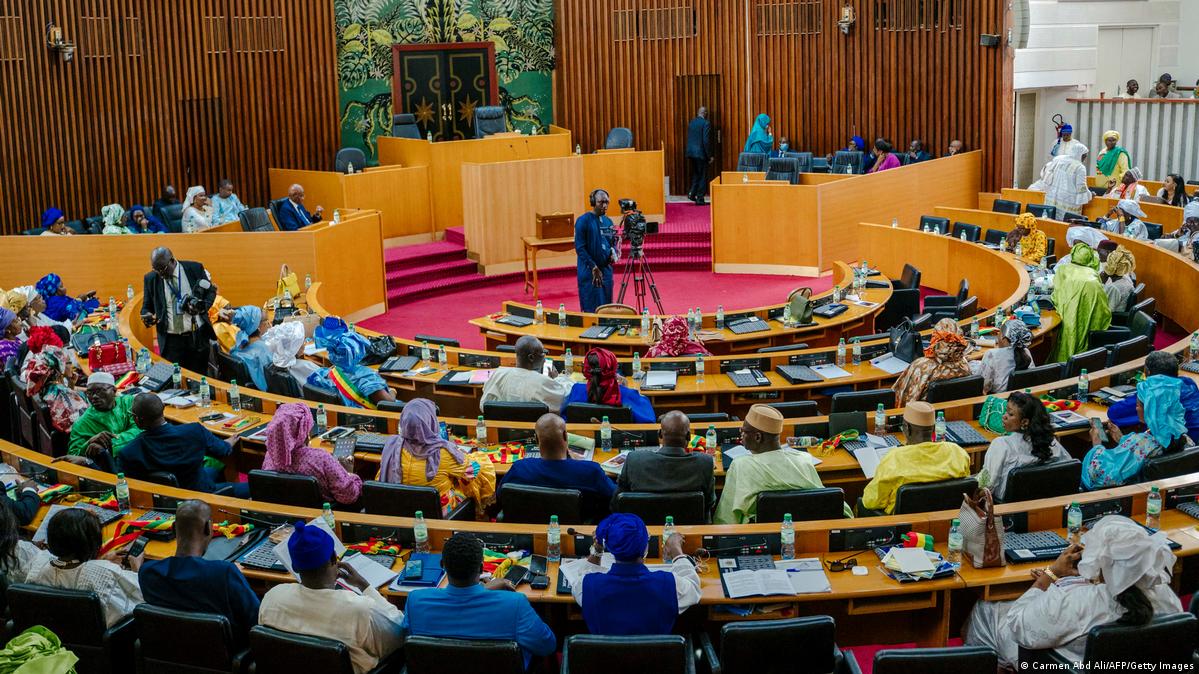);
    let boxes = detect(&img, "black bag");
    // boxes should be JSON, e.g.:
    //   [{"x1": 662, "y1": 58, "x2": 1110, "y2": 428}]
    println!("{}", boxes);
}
[
  {"x1": 889, "y1": 318, "x2": 922, "y2": 364},
  {"x1": 360, "y1": 335, "x2": 398, "y2": 366},
  {"x1": 1192, "y1": 239, "x2": 1199, "y2": 264}
]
